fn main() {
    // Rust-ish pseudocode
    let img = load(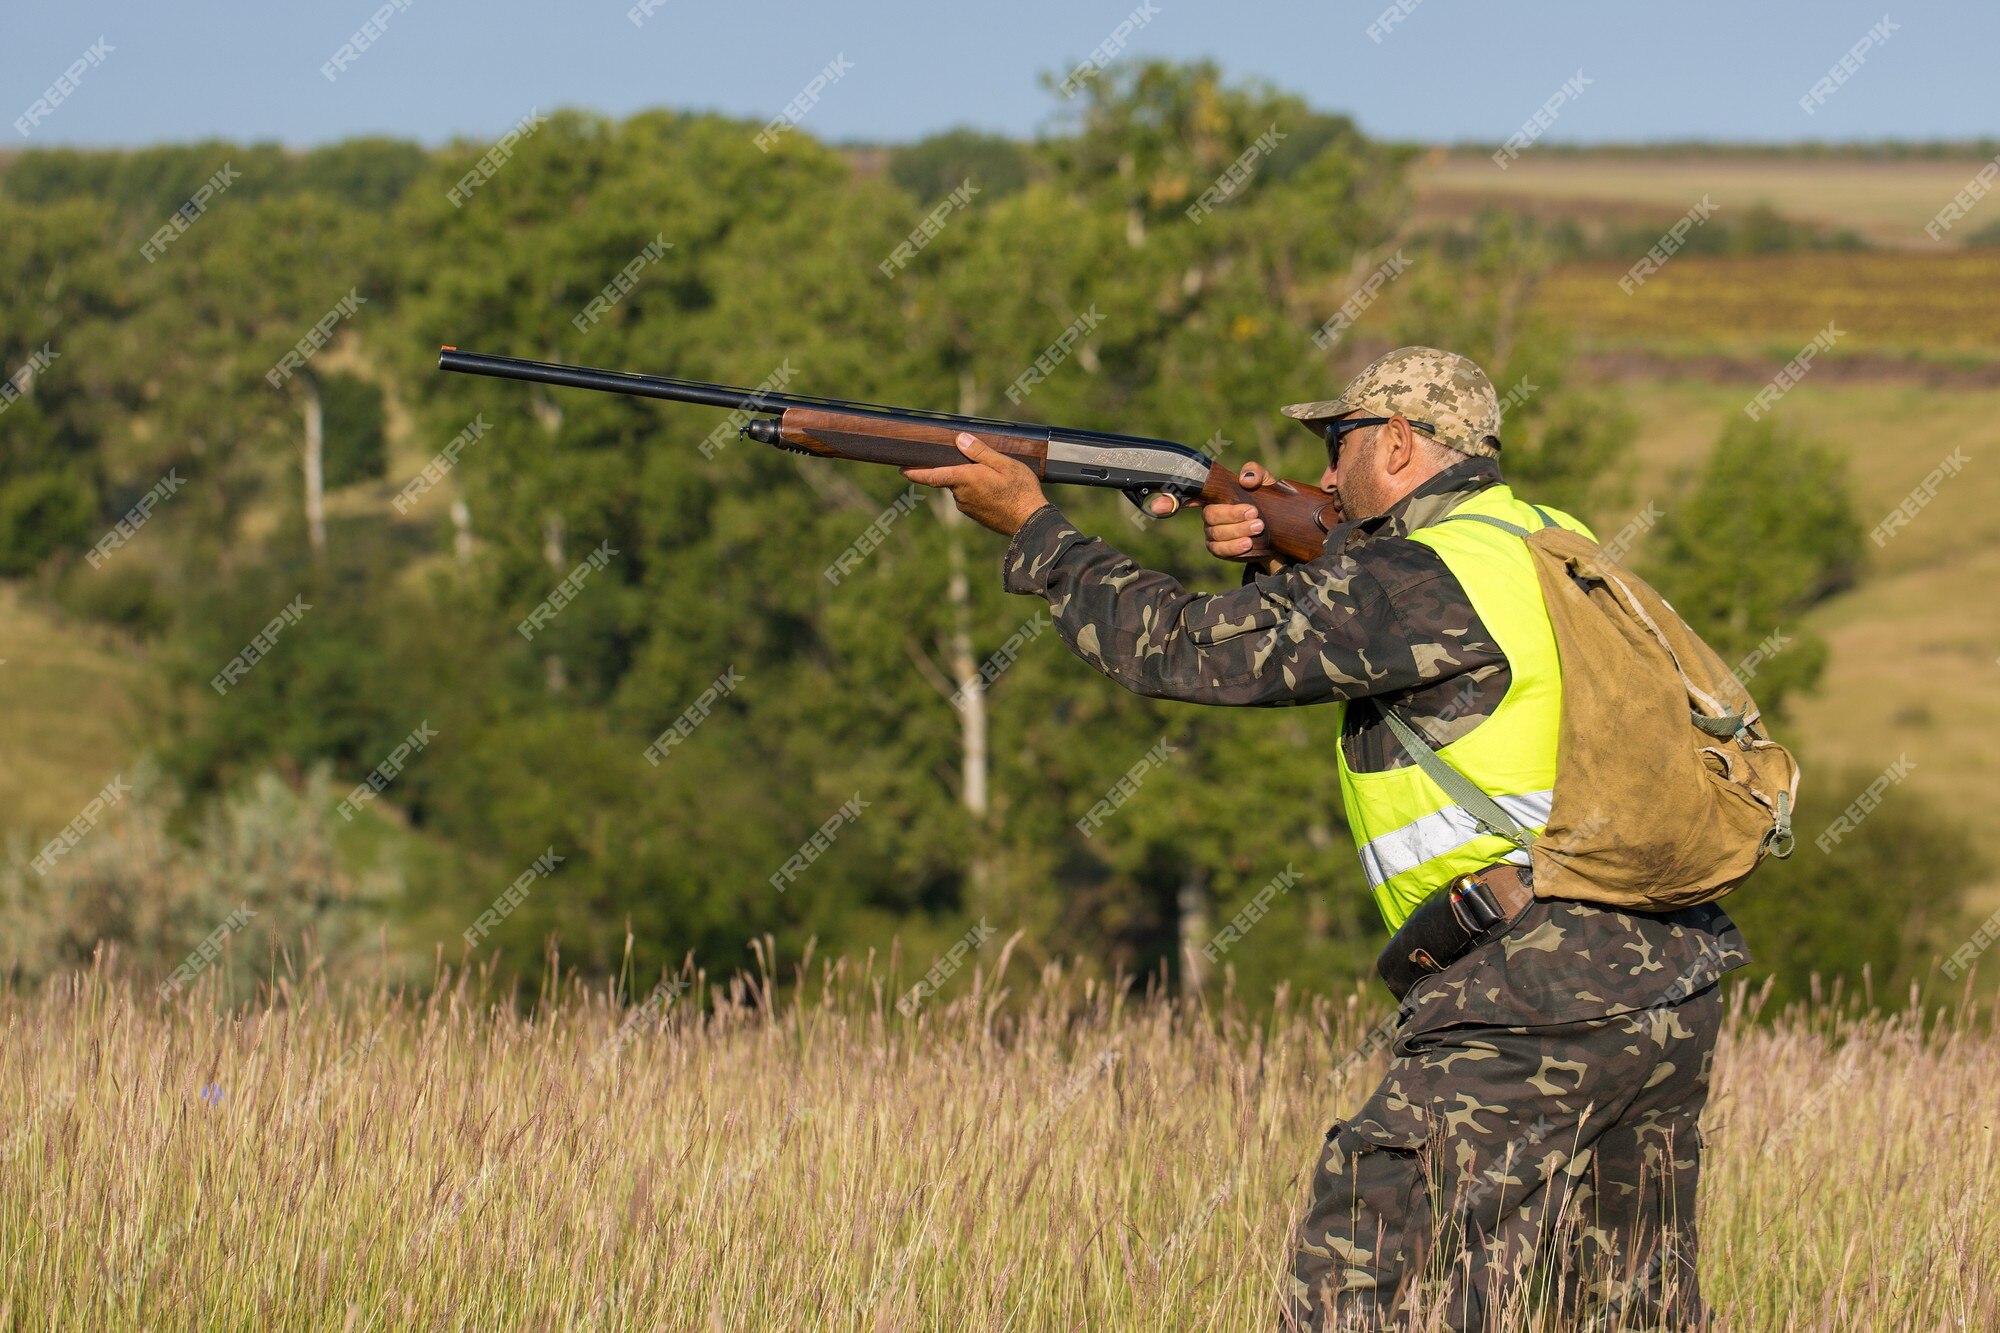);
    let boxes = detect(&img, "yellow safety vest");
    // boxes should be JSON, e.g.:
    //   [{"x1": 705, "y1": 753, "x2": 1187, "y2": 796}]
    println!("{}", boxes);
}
[{"x1": 1333, "y1": 485, "x2": 1595, "y2": 930}]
